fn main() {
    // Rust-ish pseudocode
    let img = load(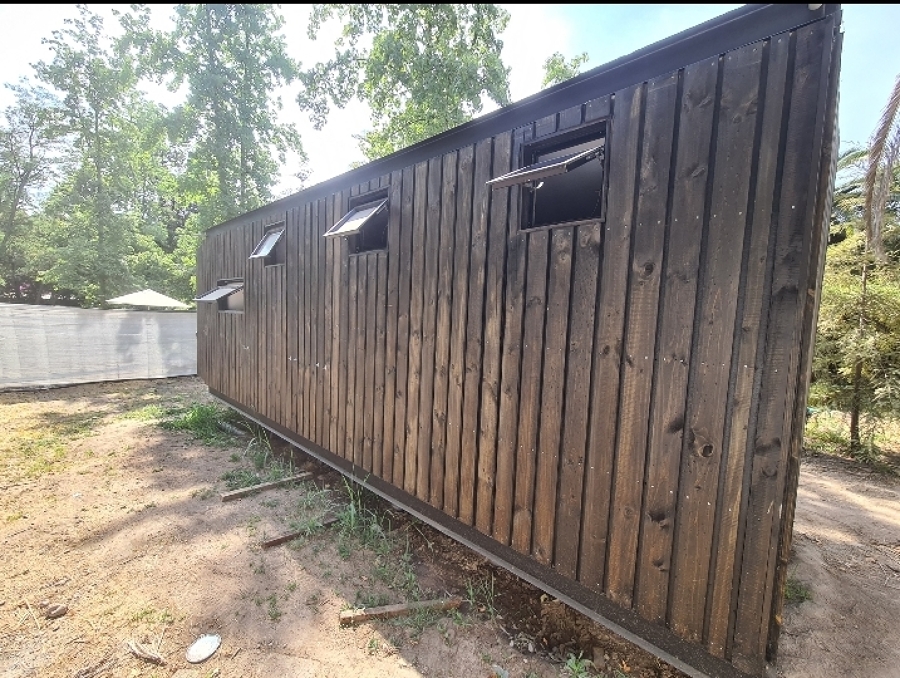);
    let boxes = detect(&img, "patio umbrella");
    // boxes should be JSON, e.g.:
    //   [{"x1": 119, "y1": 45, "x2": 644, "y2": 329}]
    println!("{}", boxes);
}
[{"x1": 106, "y1": 289, "x2": 191, "y2": 309}]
